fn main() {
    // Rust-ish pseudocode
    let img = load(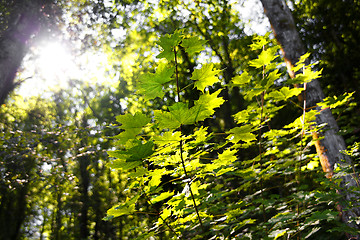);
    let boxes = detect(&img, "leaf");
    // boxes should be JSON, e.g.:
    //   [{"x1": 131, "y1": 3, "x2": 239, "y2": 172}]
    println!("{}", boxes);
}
[
  {"x1": 109, "y1": 140, "x2": 154, "y2": 163},
  {"x1": 115, "y1": 112, "x2": 151, "y2": 144},
  {"x1": 250, "y1": 35, "x2": 269, "y2": 50},
  {"x1": 158, "y1": 207, "x2": 172, "y2": 225},
  {"x1": 191, "y1": 63, "x2": 221, "y2": 92},
  {"x1": 292, "y1": 52, "x2": 310, "y2": 73},
  {"x1": 249, "y1": 47, "x2": 278, "y2": 68},
  {"x1": 149, "y1": 168, "x2": 166, "y2": 189},
  {"x1": 154, "y1": 102, "x2": 196, "y2": 130},
  {"x1": 267, "y1": 86, "x2": 303, "y2": 101},
  {"x1": 231, "y1": 71, "x2": 251, "y2": 85},
  {"x1": 233, "y1": 109, "x2": 251, "y2": 124},
  {"x1": 181, "y1": 36, "x2": 207, "y2": 56},
  {"x1": 318, "y1": 92, "x2": 354, "y2": 109},
  {"x1": 153, "y1": 131, "x2": 181, "y2": 147},
  {"x1": 305, "y1": 210, "x2": 338, "y2": 223},
  {"x1": 190, "y1": 126, "x2": 209, "y2": 145},
  {"x1": 105, "y1": 194, "x2": 140, "y2": 219},
  {"x1": 301, "y1": 160, "x2": 319, "y2": 171},
  {"x1": 269, "y1": 229, "x2": 288, "y2": 240},
  {"x1": 192, "y1": 89, "x2": 225, "y2": 121},
  {"x1": 151, "y1": 191, "x2": 174, "y2": 204},
  {"x1": 218, "y1": 148, "x2": 237, "y2": 164},
  {"x1": 155, "y1": 91, "x2": 224, "y2": 129},
  {"x1": 292, "y1": 67, "x2": 322, "y2": 84},
  {"x1": 109, "y1": 159, "x2": 142, "y2": 170},
  {"x1": 137, "y1": 62, "x2": 174, "y2": 100},
  {"x1": 226, "y1": 125, "x2": 257, "y2": 144},
  {"x1": 264, "y1": 69, "x2": 281, "y2": 88},
  {"x1": 157, "y1": 30, "x2": 183, "y2": 61}
]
